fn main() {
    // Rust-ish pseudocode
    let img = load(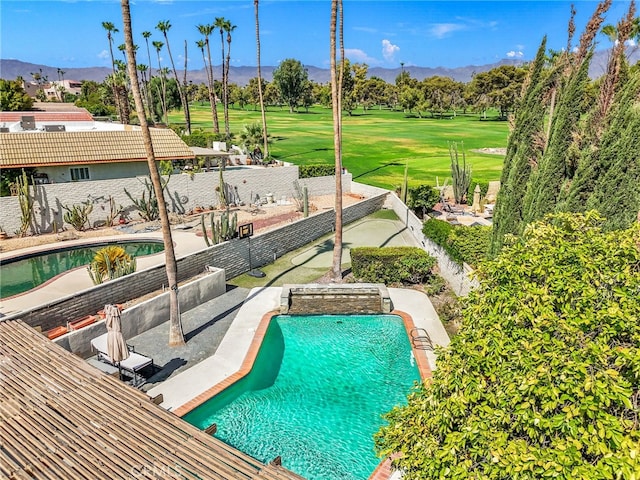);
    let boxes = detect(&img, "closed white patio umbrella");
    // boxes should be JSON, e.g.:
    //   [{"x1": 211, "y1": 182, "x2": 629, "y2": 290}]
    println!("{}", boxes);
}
[{"x1": 105, "y1": 304, "x2": 129, "y2": 376}]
